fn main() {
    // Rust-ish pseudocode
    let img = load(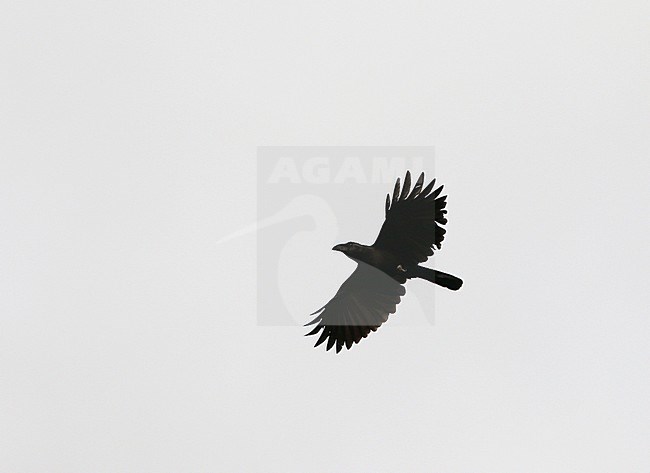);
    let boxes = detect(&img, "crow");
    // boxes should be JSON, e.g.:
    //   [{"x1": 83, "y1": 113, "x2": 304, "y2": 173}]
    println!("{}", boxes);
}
[{"x1": 306, "y1": 171, "x2": 463, "y2": 352}]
